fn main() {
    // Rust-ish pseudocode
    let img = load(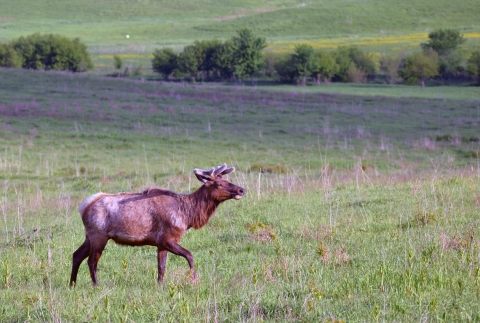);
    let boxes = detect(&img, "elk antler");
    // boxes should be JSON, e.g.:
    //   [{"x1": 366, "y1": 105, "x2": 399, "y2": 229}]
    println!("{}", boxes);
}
[{"x1": 193, "y1": 163, "x2": 235, "y2": 180}]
